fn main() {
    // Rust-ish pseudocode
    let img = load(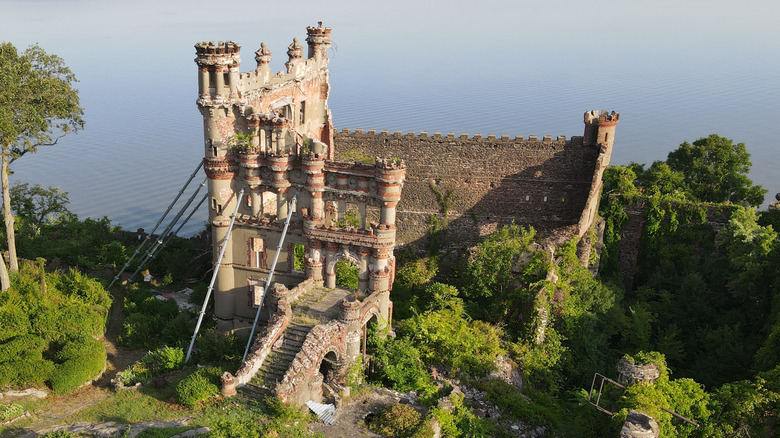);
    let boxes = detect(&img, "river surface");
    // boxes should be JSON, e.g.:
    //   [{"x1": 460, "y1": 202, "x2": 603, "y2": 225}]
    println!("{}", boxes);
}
[{"x1": 2, "y1": 0, "x2": 779, "y2": 235}]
